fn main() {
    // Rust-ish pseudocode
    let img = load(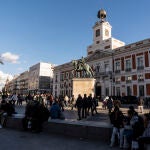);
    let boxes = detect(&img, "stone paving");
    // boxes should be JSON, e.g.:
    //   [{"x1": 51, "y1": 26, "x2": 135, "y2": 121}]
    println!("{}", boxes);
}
[
  {"x1": 1, "y1": 102, "x2": 149, "y2": 150},
  {"x1": 0, "y1": 128, "x2": 120, "y2": 150},
  {"x1": 15, "y1": 102, "x2": 150, "y2": 122}
]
